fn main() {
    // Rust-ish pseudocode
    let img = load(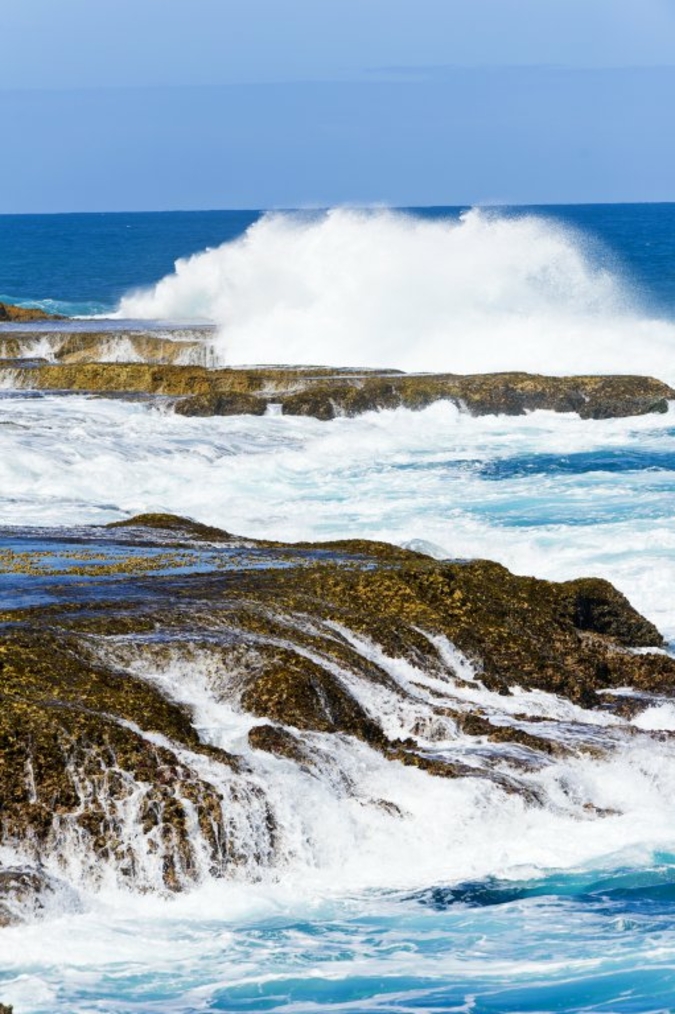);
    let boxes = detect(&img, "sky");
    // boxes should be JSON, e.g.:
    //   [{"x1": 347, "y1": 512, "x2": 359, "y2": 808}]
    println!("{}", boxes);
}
[{"x1": 2, "y1": 0, "x2": 675, "y2": 211}]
